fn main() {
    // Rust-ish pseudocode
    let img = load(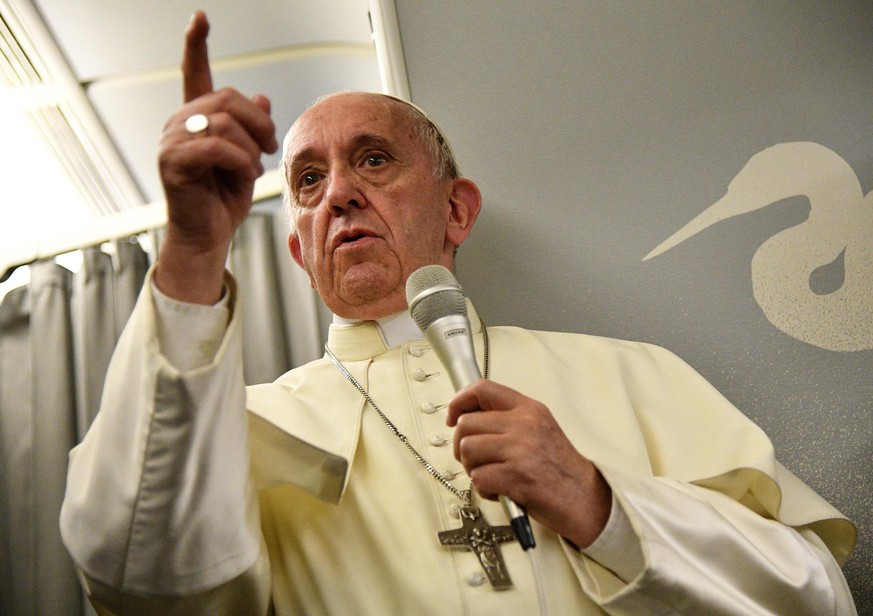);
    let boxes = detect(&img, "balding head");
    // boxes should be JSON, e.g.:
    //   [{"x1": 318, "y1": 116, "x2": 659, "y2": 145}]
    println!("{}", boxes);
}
[
  {"x1": 281, "y1": 92, "x2": 459, "y2": 233},
  {"x1": 278, "y1": 91, "x2": 481, "y2": 319}
]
